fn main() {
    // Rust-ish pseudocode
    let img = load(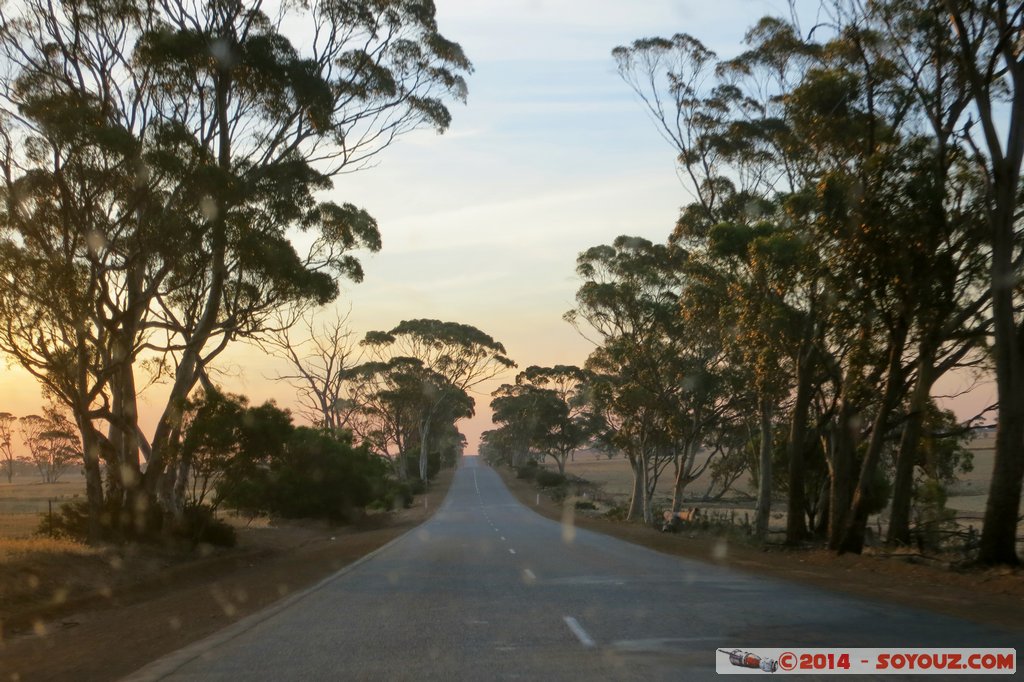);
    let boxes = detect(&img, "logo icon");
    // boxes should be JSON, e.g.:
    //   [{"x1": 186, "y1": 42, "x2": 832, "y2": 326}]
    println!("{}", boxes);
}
[{"x1": 719, "y1": 649, "x2": 779, "y2": 673}]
